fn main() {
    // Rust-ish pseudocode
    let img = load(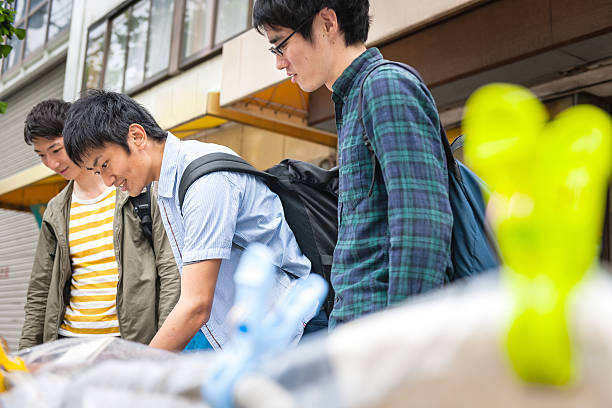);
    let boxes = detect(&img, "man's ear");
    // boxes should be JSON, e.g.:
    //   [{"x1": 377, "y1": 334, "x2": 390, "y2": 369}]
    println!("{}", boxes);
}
[
  {"x1": 318, "y1": 7, "x2": 340, "y2": 36},
  {"x1": 128, "y1": 123, "x2": 147, "y2": 150}
]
